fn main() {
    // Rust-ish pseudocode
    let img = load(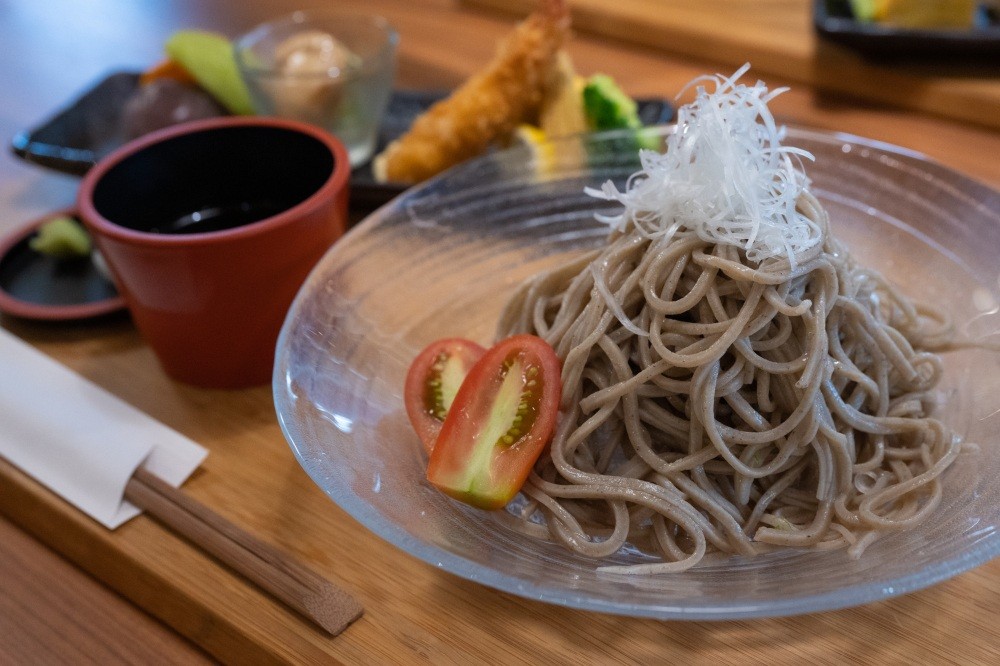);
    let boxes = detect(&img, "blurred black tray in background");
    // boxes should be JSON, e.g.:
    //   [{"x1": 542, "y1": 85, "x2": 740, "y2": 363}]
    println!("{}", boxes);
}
[
  {"x1": 814, "y1": 0, "x2": 1000, "y2": 58},
  {"x1": 10, "y1": 73, "x2": 674, "y2": 212},
  {"x1": 11, "y1": 72, "x2": 140, "y2": 176}
]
